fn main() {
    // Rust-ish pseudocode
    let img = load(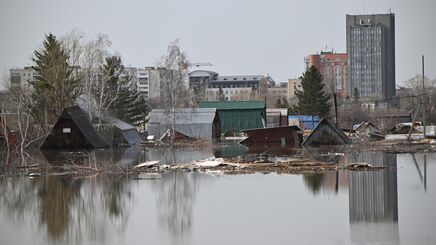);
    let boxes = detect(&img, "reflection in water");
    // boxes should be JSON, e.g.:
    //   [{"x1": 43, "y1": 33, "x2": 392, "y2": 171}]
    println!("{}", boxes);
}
[
  {"x1": 37, "y1": 176, "x2": 81, "y2": 238},
  {"x1": 303, "y1": 174, "x2": 325, "y2": 194},
  {"x1": 1, "y1": 149, "x2": 434, "y2": 245},
  {"x1": 151, "y1": 172, "x2": 213, "y2": 242},
  {"x1": 145, "y1": 147, "x2": 214, "y2": 164},
  {"x1": 0, "y1": 175, "x2": 133, "y2": 244},
  {"x1": 42, "y1": 147, "x2": 142, "y2": 167},
  {"x1": 301, "y1": 151, "x2": 400, "y2": 244},
  {"x1": 347, "y1": 152, "x2": 399, "y2": 245}
]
